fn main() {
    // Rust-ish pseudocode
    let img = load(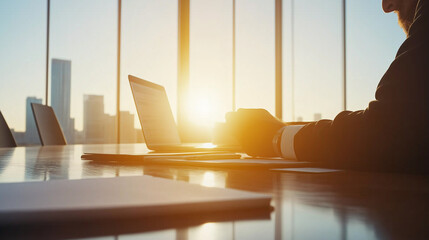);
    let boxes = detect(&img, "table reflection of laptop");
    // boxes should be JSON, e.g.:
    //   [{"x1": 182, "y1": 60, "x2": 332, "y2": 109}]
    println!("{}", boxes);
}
[{"x1": 129, "y1": 75, "x2": 240, "y2": 153}]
